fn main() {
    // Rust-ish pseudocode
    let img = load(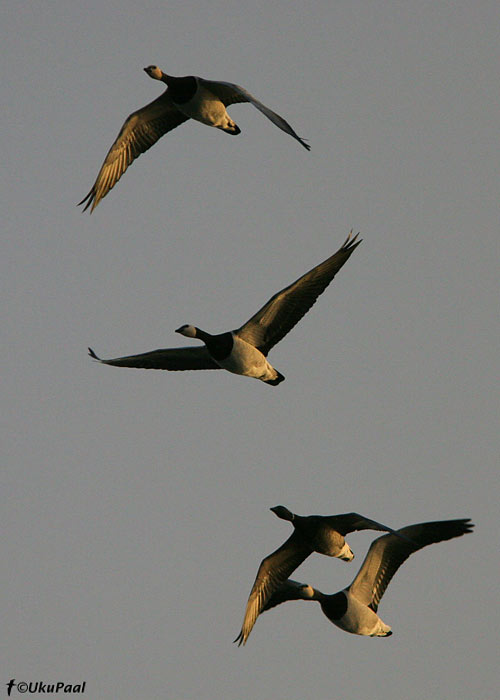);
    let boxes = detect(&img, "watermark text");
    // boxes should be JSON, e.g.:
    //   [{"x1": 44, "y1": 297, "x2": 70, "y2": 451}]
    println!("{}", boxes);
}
[{"x1": 6, "y1": 679, "x2": 86, "y2": 696}]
